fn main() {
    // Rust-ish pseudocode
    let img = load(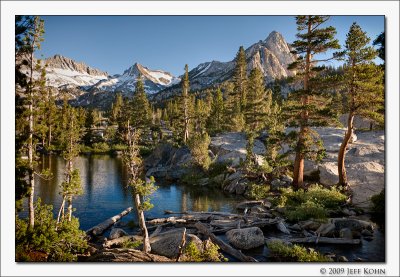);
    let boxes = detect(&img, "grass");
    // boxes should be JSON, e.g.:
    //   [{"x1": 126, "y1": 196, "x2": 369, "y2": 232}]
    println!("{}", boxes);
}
[{"x1": 267, "y1": 240, "x2": 331, "y2": 262}]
